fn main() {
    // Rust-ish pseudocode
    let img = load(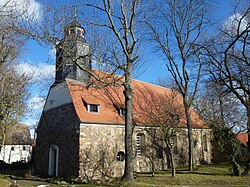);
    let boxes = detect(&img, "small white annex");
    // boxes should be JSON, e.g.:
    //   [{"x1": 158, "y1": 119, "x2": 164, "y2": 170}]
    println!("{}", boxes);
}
[
  {"x1": 0, "y1": 144, "x2": 32, "y2": 164},
  {"x1": 0, "y1": 123, "x2": 32, "y2": 164}
]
